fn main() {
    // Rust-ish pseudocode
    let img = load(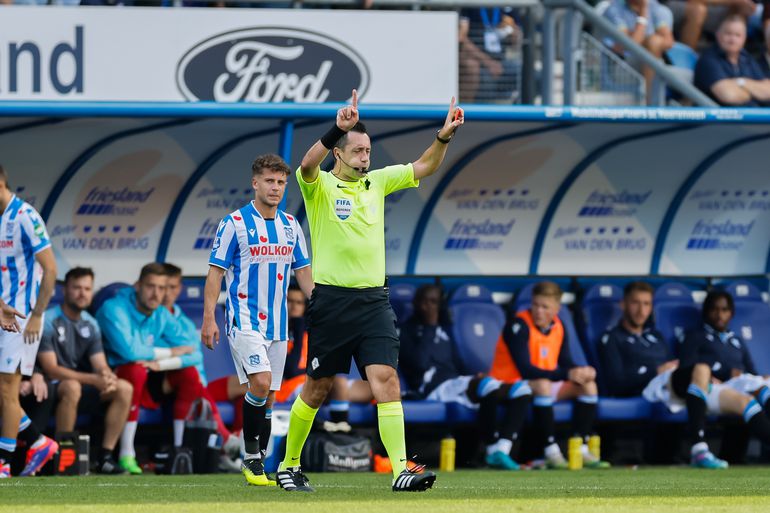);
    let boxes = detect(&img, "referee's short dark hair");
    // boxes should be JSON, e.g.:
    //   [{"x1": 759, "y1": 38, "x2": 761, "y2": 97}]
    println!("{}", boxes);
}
[
  {"x1": 252, "y1": 153, "x2": 291, "y2": 177},
  {"x1": 335, "y1": 122, "x2": 368, "y2": 150},
  {"x1": 162, "y1": 262, "x2": 183, "y2": 278},
  {"x1": 64, "y1": 267, "x2": 95, "y2": 285},
  {"x1": 0, "y1": 164, "x2": 8, "y2": 187},
  {"x1": 139, "y1": 262, "x2": 168, "y2": 282}
]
